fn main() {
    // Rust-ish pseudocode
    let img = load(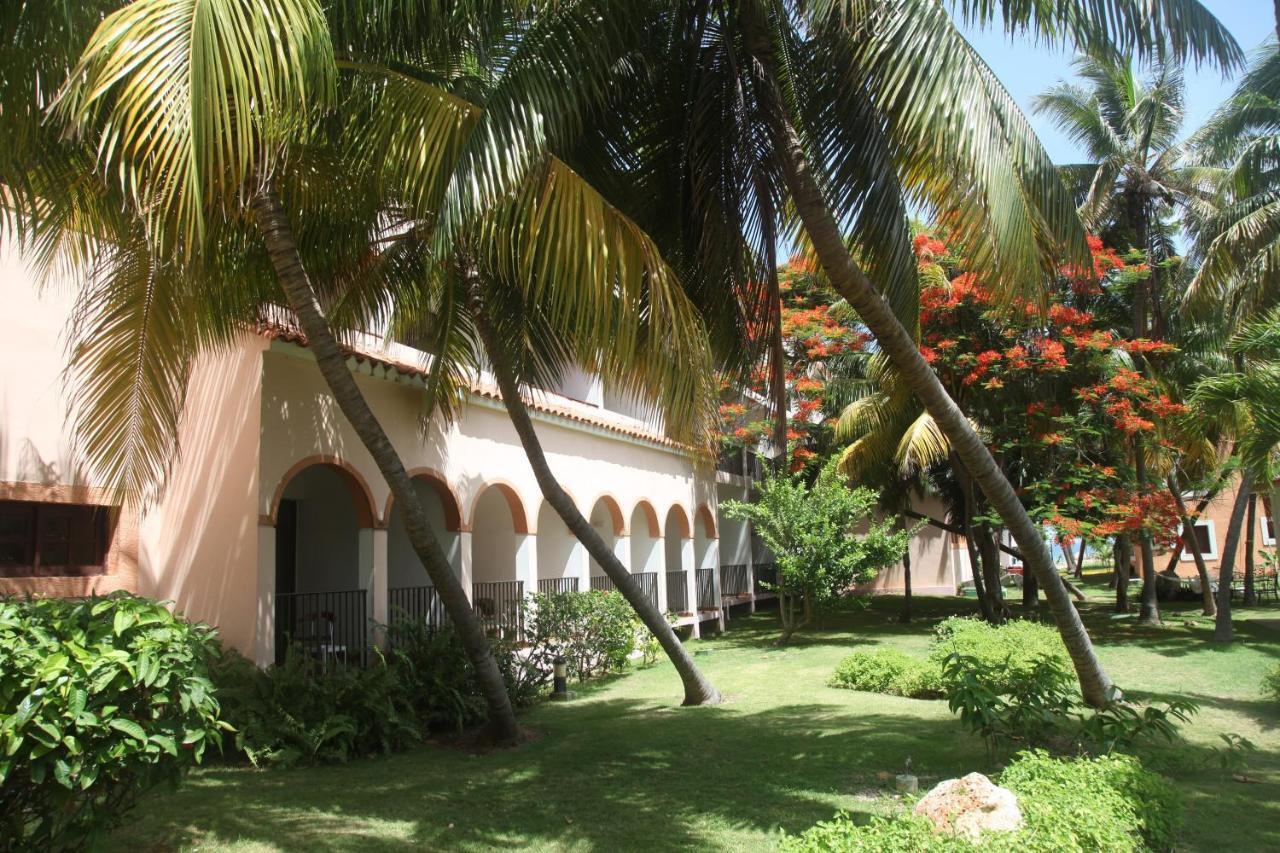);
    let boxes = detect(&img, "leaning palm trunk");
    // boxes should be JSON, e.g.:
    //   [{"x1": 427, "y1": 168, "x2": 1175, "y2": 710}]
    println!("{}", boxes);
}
[
  {"x1": 1244, "y1": 494, "x2": 1258, "y2": 606},
  {"x1": 1214, "y1": 471, "x2": 1254, "y2": 642},
  {"x1": 750, "y1": 43, "x2": 1115, "y2": 706},
  {"x1": 253, "y1": 187, "x2": 521, "y2": 743},
  {"x1": 466, "y1": 289, "x2": 721, "y2": 706},
  {"x1": 1134, "y1": 442, "x2": 1161, "y2": 624},
  {"x1": 1169, "y1": 476, "x2": 1215, "y2": 616}
]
